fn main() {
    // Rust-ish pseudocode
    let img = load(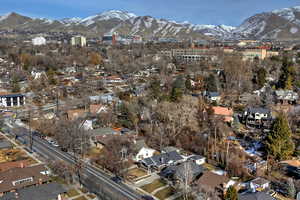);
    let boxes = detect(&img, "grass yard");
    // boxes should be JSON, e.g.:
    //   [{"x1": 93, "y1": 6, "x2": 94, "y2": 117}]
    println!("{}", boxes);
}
[
  {"x1": 79, "y1": 187, "x2": 88, "y2": 194},
  {"x1": 154, "y1": 187, "x2": 175, "y2": 200},
  {"x1": 202, "y1": 163, "x2": 216, "y2": 171},
  {"x1": 140, "y1": 179, "x2": 167, "y2": 194},
  {"x1": 74, "y1": 196, "x2": 88, "y2": 200},
  {"x1": 127, "y1": 168, "x2": 147, "y2": 179},
  {"x1": 87, "y1": 194, "x2": 97, "y2": 199},
  {"x1": 67, "y1": 189, "x2": 80, "y2": 197}
]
